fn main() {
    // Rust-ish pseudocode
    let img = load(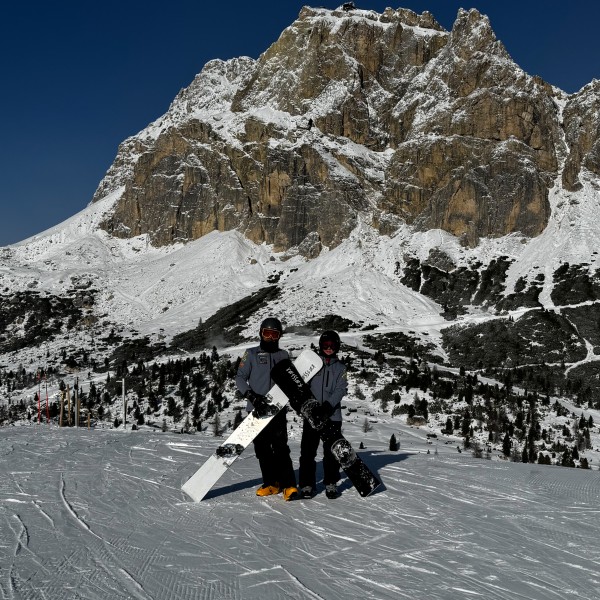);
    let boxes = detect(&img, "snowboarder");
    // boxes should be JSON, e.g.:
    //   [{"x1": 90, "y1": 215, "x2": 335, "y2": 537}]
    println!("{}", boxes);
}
[
  {"x1": 235, "y1": 317, "x2": 299, "y2": 501},
  {"x1": 299, "y1": 330, "x2": 348, "y2": 499}
]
